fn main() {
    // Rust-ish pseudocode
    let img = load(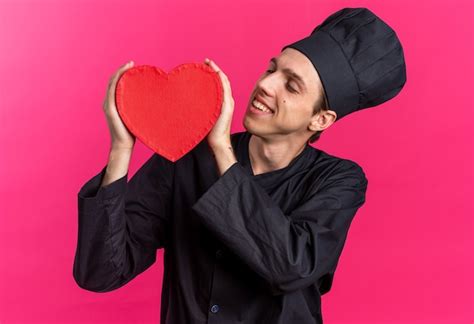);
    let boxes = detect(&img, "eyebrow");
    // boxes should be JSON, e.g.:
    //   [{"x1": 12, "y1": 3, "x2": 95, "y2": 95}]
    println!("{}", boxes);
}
[{"x1": 269, "y1": 57, "x2": 307, "y2": 92}]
